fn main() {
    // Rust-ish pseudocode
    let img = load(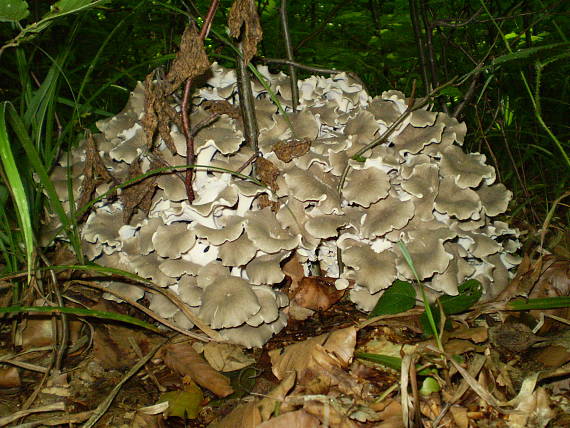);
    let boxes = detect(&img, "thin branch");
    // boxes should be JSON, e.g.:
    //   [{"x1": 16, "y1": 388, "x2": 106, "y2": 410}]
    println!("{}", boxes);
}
[
  {"x1": 236, "y1": 44, "x2": 260, "y2": 161},
  {"x1": 432, "y1": 8, "x2": 483, "y2": 27},
  {"x1": 294, "y1": 1, "x2": 349, "y2": 52},
  {"x1": 280, "y1": 0, "x2": 299, "y2": 110},
  {"x1": 409, "y1": 0, "x2": 430, "y2": 93},
  {"x1": 259, "y1": 57, "x2": 344, "y2": 74},
  {"x1": 181, "y1": 0, "x2": 219, "y2": 203}
]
